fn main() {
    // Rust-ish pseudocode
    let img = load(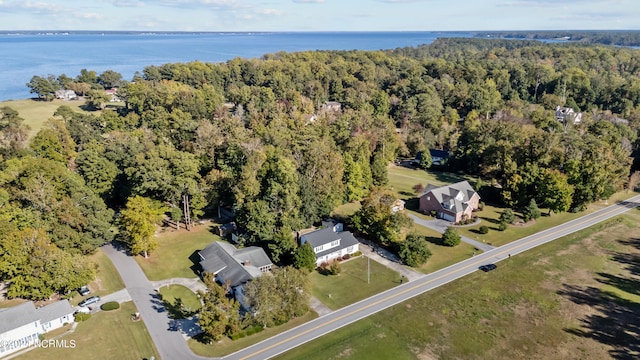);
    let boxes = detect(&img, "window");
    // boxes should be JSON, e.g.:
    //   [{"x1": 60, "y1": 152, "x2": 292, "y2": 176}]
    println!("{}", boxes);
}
[
  {"x1": 314, "y1": 246, "x2": 323, "y2": 253},
  {"x1": 330, "y1": 240, "x2": 340, "y2": 247}
]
